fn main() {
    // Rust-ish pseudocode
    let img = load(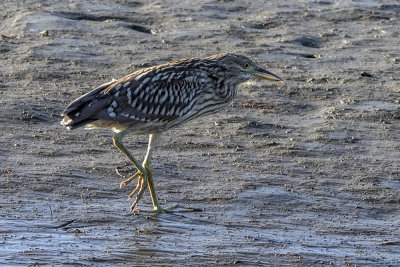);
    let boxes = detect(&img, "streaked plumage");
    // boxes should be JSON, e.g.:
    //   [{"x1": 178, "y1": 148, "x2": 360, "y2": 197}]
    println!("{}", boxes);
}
[{"x1": 61, "y1": 53, "x2": 283, "y2": 214}]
